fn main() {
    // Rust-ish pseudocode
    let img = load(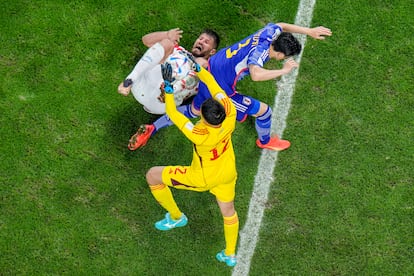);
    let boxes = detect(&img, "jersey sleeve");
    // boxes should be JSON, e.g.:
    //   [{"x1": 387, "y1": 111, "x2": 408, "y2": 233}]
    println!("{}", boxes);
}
[
  {"x1": 196, "y1": 67, "x2": 224, "y2": 99},
  {"x1": 196, "y1": 67, "x2": 236, "y2": 119},
  {"x1": 165, "y1": 67, "x2": 236, "y2": 145},
  {"x1": 247, "y1": 23, "x2": 282, "y2": 67},
  {"x1": 165, "y1": 93, "x2": 209, "y2": 145}
]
